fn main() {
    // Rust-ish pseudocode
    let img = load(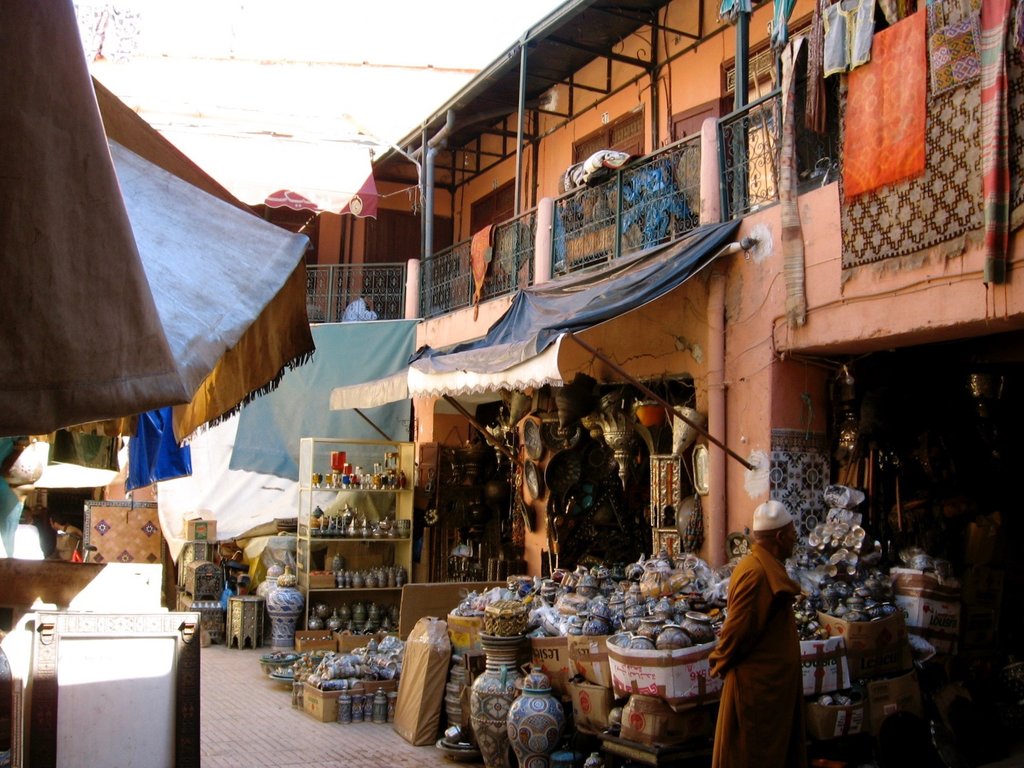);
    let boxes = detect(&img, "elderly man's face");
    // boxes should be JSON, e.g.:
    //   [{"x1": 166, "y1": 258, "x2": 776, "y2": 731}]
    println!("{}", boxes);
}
[{"x1": 775, "y1": 521, "x2": 798, "y2": 558}]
